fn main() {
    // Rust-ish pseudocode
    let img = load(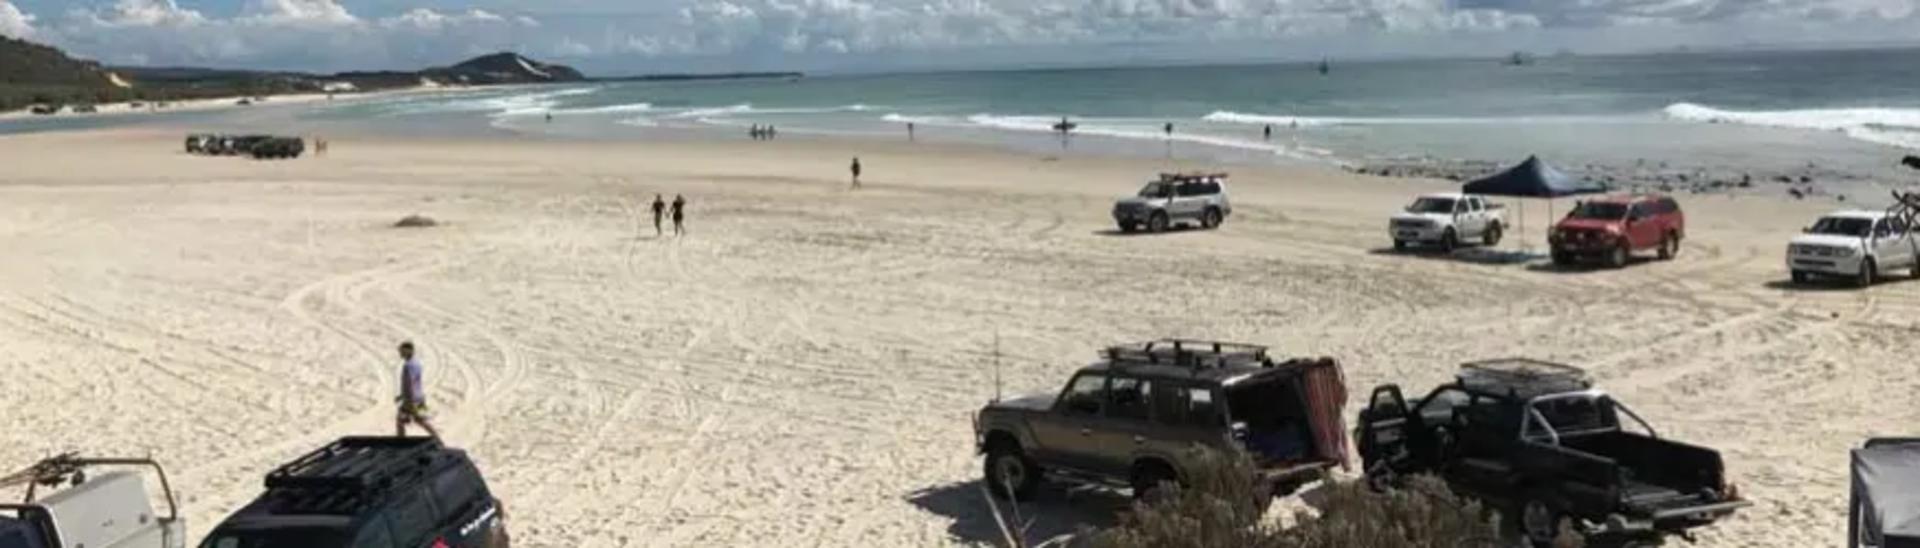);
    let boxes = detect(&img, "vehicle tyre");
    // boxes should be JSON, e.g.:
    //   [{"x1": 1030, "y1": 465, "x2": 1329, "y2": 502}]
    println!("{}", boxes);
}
[
  {"x1": 1147, "y1": 212, "x2": 1170, "y2": 233},
  {"x1": 1440, "y1": 229, "x2": 1458, "y2": 253},
  {"x1": 1790, "y1": 270, "x2": 1809, "y2": 284},
  {"x1": 1201, "y1": 208, "x2": 1223, "y2": 230},
  {"x1": 1551, "y1": 249, "x2": 1572, "y2": 266},
  {"x1": 1483, "y1": 223, "x2": 1503, "y2": 246},
  {"x1": 1517, "y1": 497, "x2": 1566, "y2": 548},
  {"x1": 984, "y1": 442, "x2": 1041, "y2": 501},
  {"x1": 1856, "y1": 257, "x2": 1877, "y2": 288},
  {"x1": 1130, "y1": 461, "x2": 1178, "y2": 504},
  {"x1": 1118, "y1": 221, "x2": 1137, "y2": 233},
  {"x1": 1607, "y1": 243, "x2": 1629, "y2": 269},
  {"x1": 1910, "y1": 259, "x2": 1919, "y2": 280},
  {"x1": 1392, "y1": 239, "x2": 1407, "y2": 252},
  {"x1": 1657, "y1": 232, "x2": 1679, "y2": 260}
]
